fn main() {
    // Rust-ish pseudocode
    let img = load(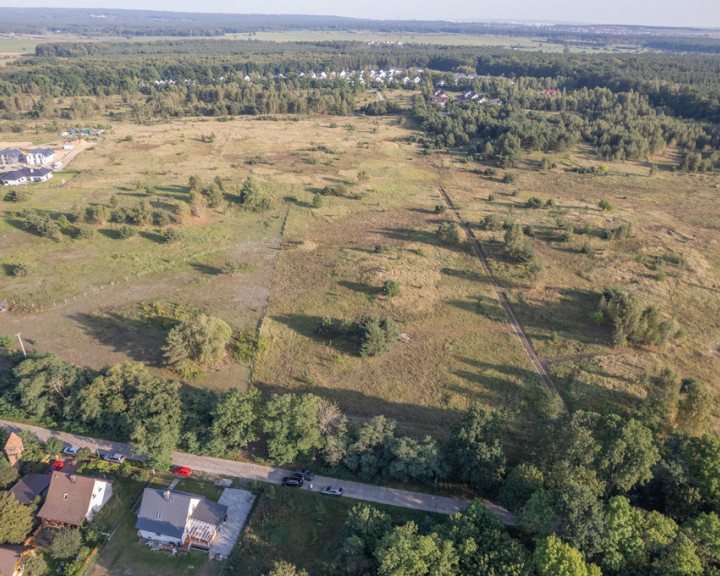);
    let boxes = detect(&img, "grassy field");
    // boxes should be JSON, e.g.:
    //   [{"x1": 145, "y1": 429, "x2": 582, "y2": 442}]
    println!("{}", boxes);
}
[
  {"x1": 1, "y1": 101, "x2": 719, "y2": 434},
  {"x1": 227, "y1": 485, "x2": 441, "y2": 575}
]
